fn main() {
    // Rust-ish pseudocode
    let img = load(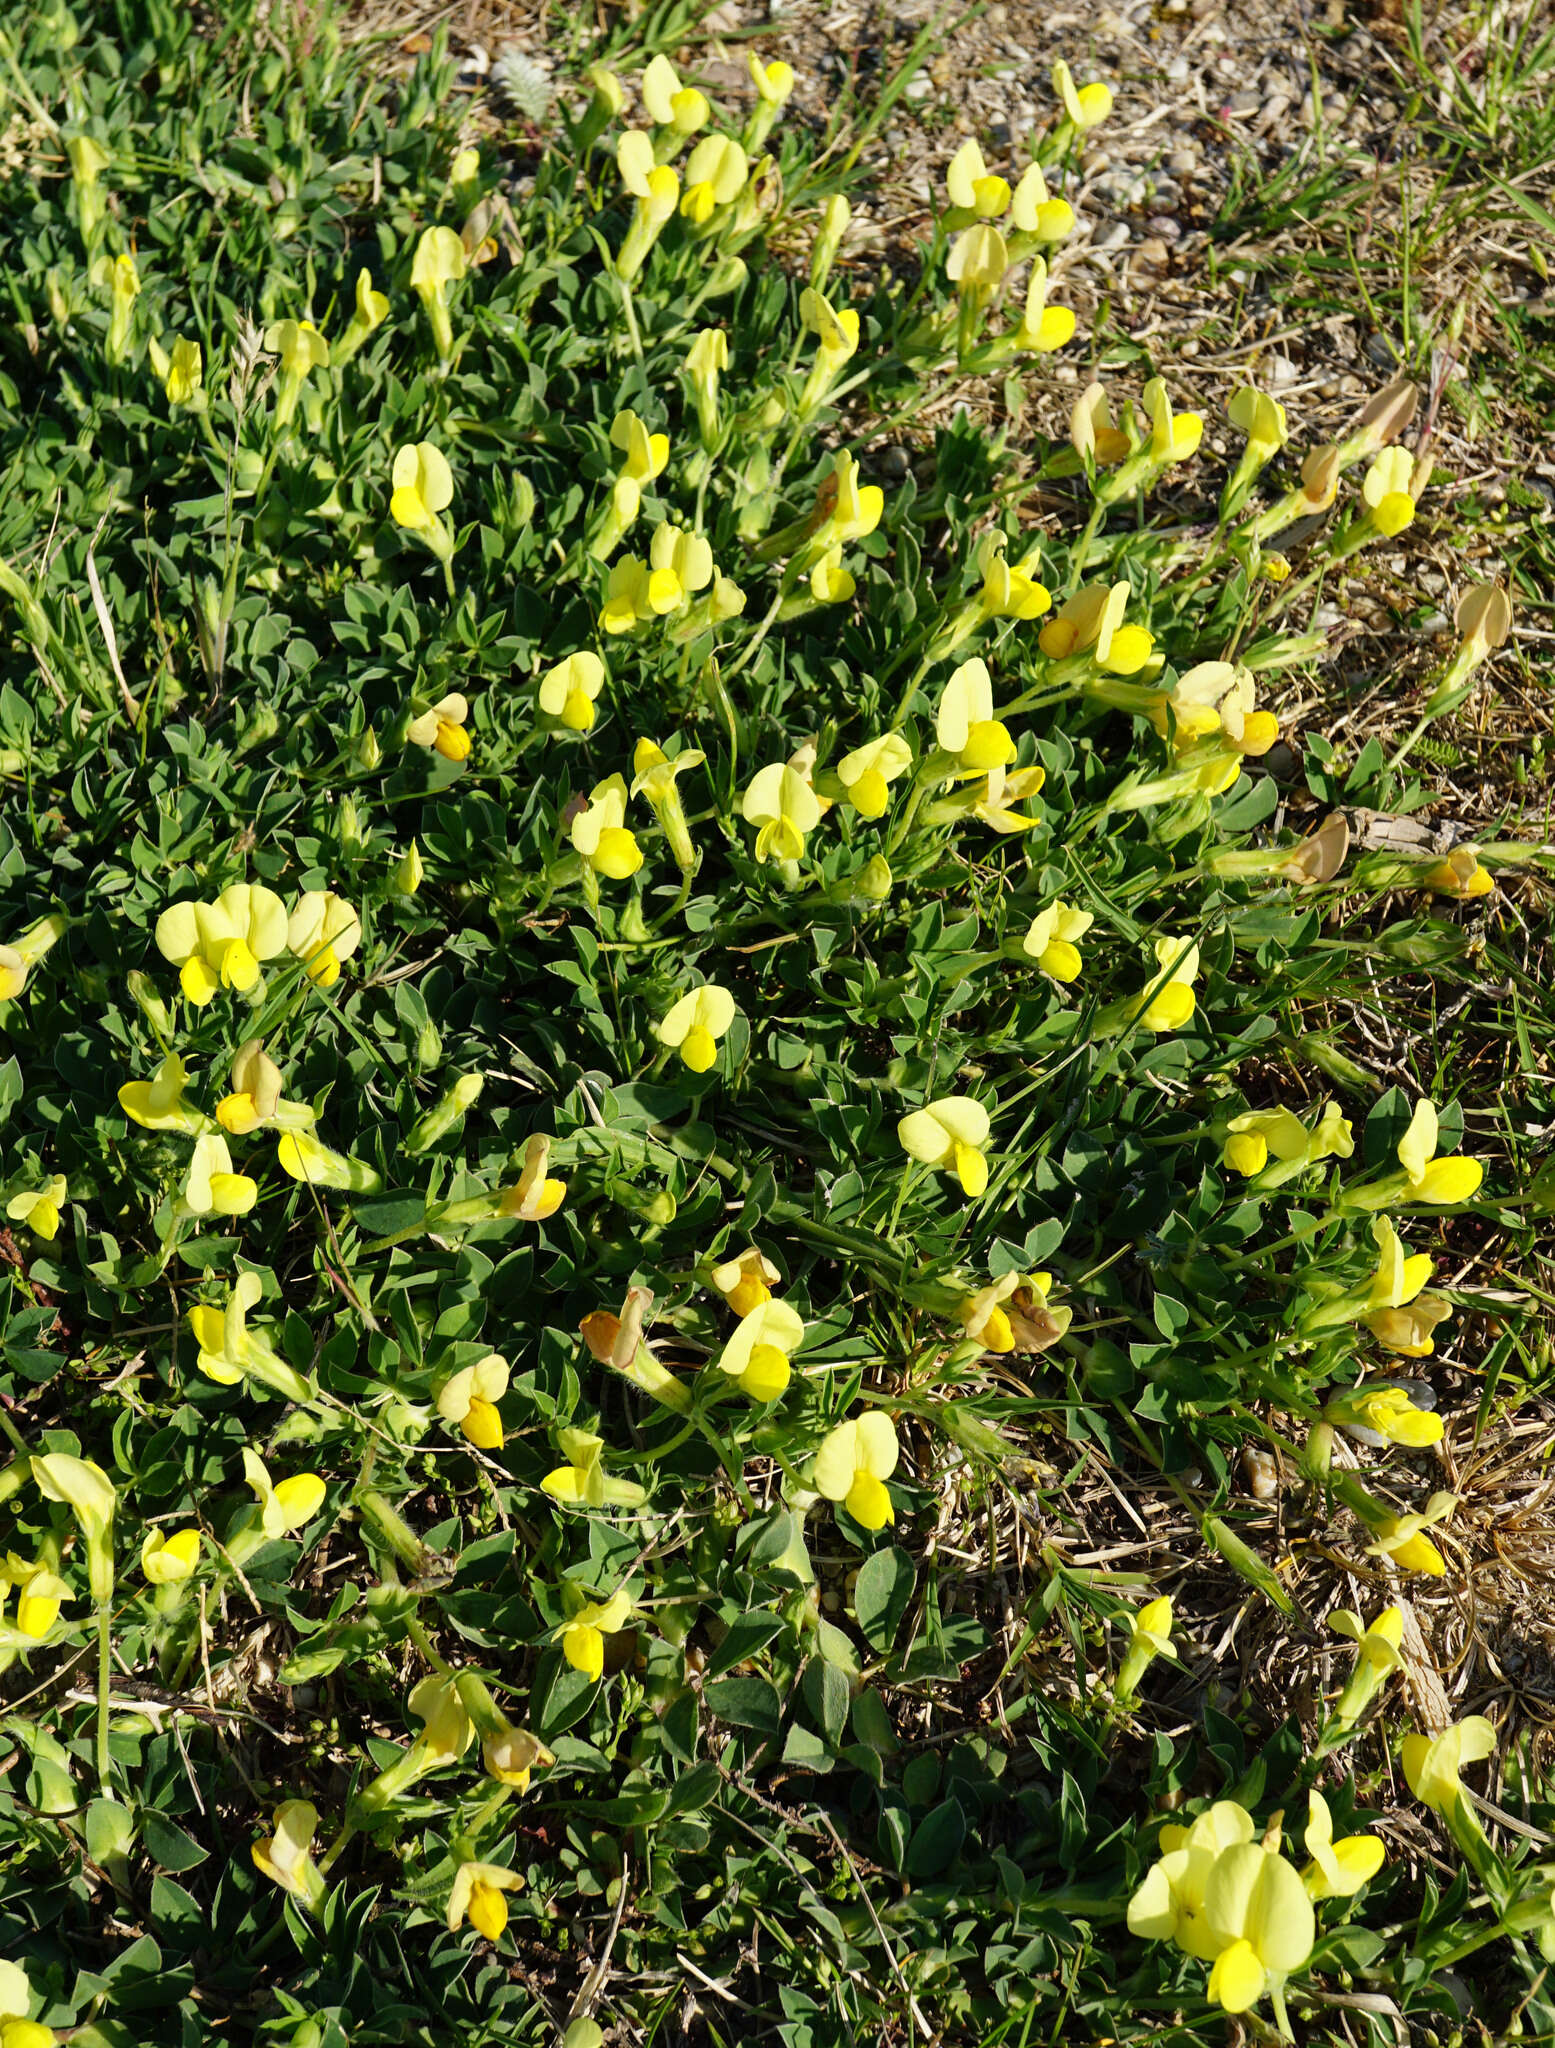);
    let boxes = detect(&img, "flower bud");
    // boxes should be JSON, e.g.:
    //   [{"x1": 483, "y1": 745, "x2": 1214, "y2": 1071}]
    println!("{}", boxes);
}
[
  {"x1": 391, "y1": 839, "x2": 425, "y2": 895},
  {"x1": 405, "y1": 1073, "x2": 484, "y2": 1155}
]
